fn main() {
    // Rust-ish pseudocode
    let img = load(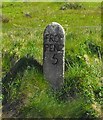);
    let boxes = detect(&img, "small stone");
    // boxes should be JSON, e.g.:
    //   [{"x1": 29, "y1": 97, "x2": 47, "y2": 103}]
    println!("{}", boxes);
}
[
  {"x1": 1, "y1": 16, "x2": 9, "y2": 23},
  {"x1": 24, "y1": 12, "x2": 32, "y2": 18}
]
